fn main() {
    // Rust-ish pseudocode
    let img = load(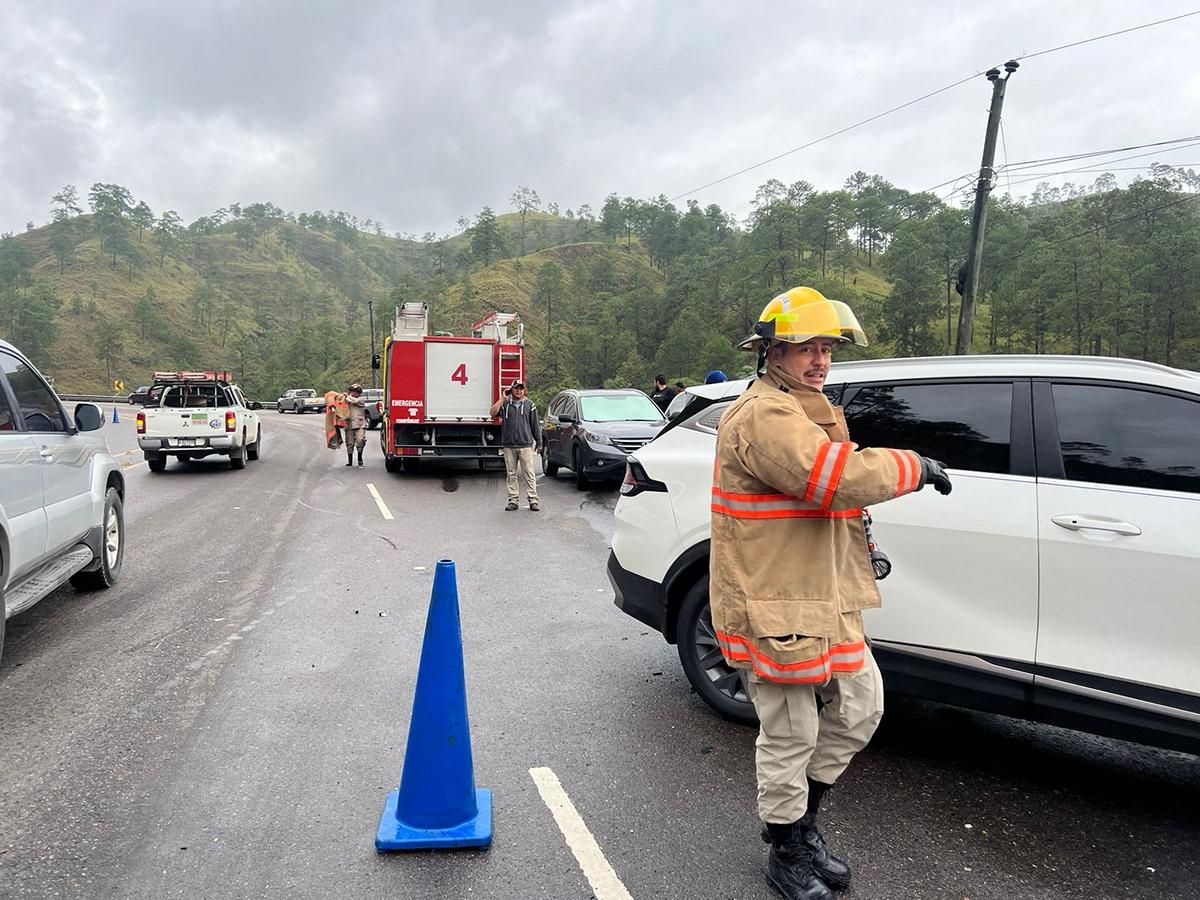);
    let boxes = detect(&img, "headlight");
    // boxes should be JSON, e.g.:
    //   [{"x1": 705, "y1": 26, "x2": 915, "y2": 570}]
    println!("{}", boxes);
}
[{"x1": 580, "y1": 429, "x2": 613, "y2": 446}]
